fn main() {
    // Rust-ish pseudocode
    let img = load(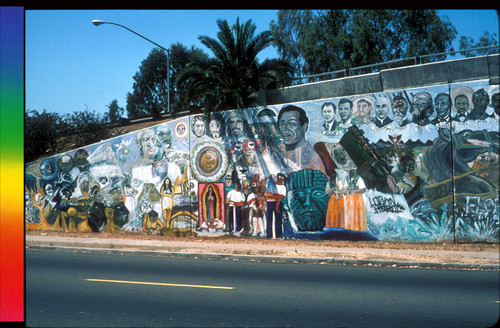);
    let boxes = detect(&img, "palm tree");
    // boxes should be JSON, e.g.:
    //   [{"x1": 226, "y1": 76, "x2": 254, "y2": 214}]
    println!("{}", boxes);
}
[{"x1": 177, "y1": 17, "x2": 294, "y2": 113}]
